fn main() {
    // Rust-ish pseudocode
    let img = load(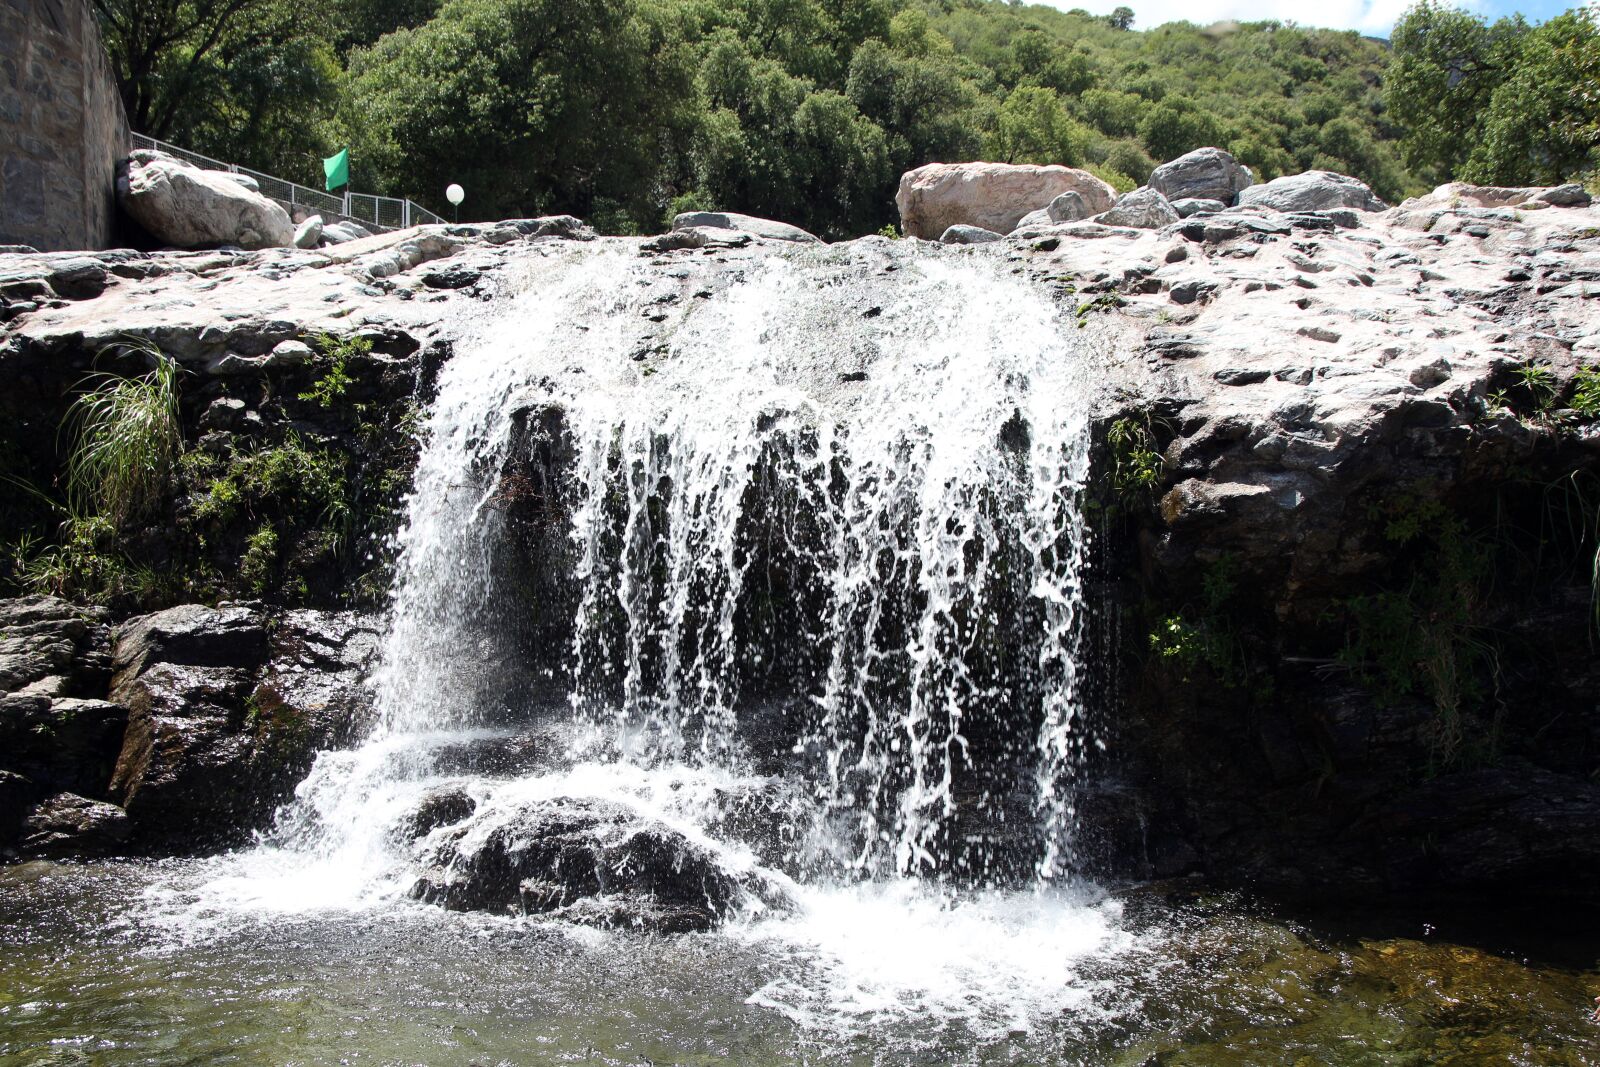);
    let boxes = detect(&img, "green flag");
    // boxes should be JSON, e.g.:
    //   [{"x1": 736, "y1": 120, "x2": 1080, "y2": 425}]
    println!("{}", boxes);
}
[{"x1": 323, "y1": 148, "x2": 349, "y2": 192}]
